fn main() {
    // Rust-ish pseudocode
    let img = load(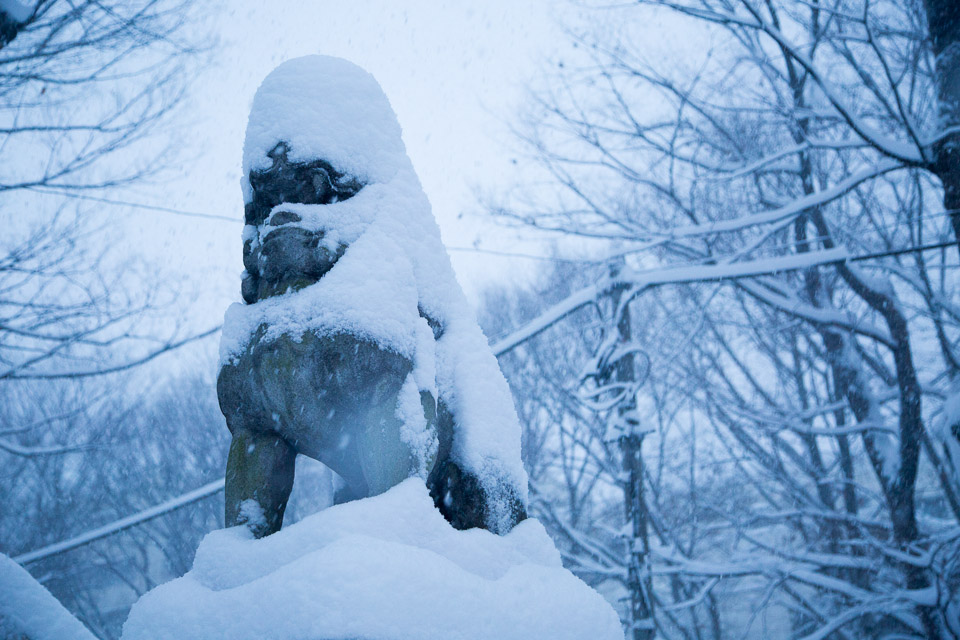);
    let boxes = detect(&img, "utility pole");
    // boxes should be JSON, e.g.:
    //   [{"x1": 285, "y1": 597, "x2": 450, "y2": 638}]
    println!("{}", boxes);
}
[{"x1": 595, "y1": 270, "x2": 654, "y2": 640}]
